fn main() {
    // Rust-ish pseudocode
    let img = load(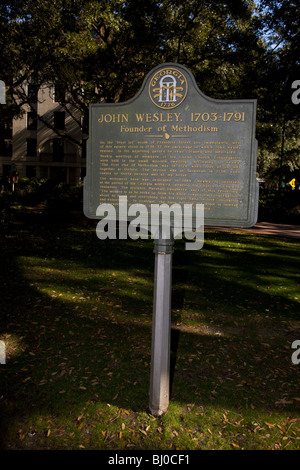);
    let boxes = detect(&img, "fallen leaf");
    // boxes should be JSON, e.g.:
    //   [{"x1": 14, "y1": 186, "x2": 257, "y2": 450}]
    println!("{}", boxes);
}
[{"x1": 265, "y1": 422, "x2": 275, "y2": 428}]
